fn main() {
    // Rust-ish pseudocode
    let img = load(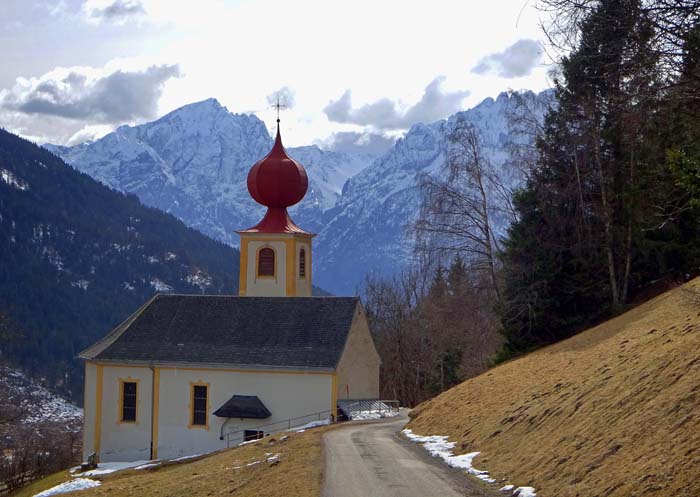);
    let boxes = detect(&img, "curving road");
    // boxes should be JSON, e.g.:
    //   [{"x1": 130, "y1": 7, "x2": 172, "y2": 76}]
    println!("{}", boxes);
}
[{"x1": 322, "y1": 411, "x2": 500, "y2": 497}]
